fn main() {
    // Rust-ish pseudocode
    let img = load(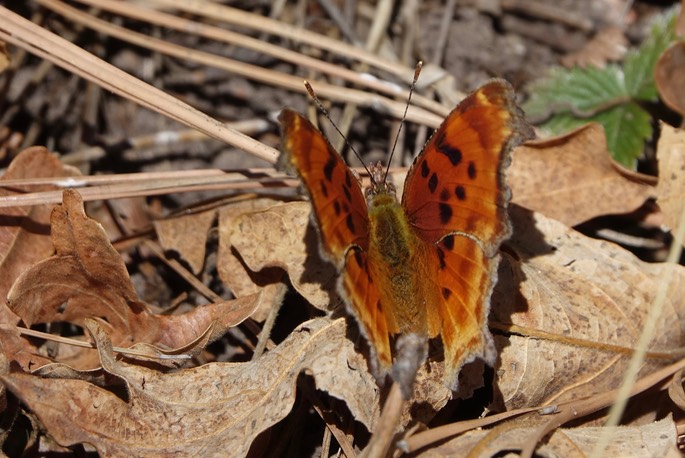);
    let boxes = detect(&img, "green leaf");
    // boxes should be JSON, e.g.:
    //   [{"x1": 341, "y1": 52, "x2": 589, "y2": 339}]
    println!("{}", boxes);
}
[
  {"x1": 537, "y1": 102, "x2": 652, "y2": 169},
  {"x1": 596, "y1": 102, "x2": 652, "y2": 168},
  {"x1": 523, "y1": 65, "x2": 626, "y2": 121},
  {"x1": 522, "y1": 7, "x2": 678, "y2": 170},
  {"x1": 624, "y1": 10, "x2": 677, "y2": 100}
]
